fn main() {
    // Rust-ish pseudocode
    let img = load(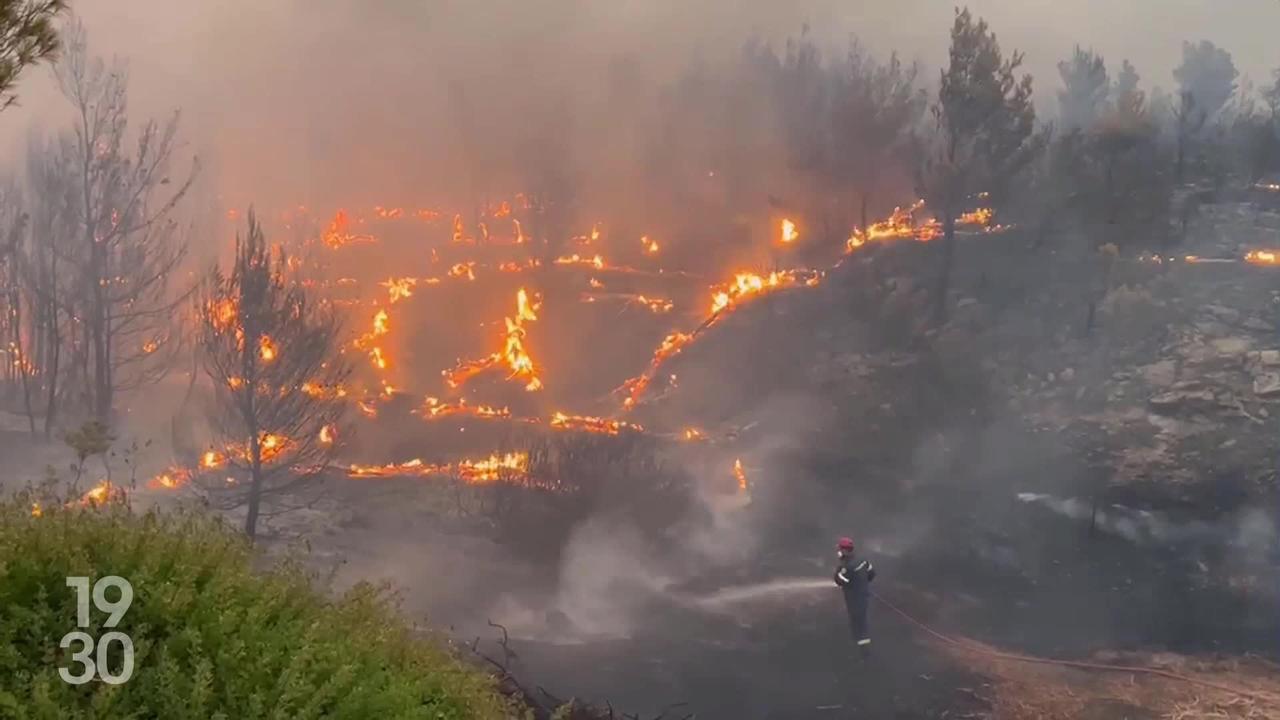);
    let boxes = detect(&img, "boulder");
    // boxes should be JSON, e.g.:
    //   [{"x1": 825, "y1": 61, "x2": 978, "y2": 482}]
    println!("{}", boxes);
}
[
  {"x1": 1148, "y1": 388, "x2": 1220, "y2": 415},
  {"x1": 1254, "y1": 372, "x2": 1280, "y2": 398},
  {"x1": 1137, "y1": 360, "x2": 1177, "y2": 387}
]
